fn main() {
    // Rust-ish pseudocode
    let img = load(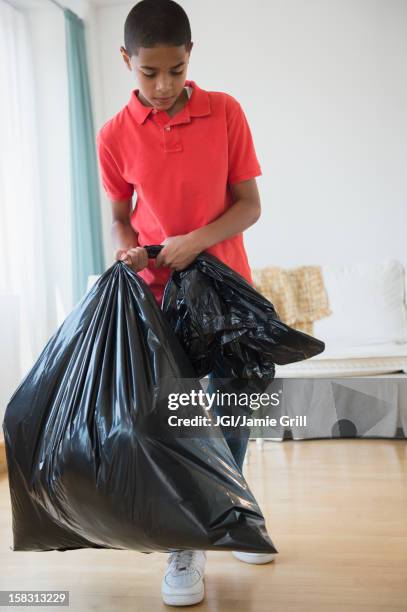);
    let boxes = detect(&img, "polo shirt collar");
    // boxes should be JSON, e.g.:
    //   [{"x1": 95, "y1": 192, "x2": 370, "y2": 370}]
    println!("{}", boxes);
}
[{"x1": 128, "y1": 79, "x2": 210, "y2": 125}]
